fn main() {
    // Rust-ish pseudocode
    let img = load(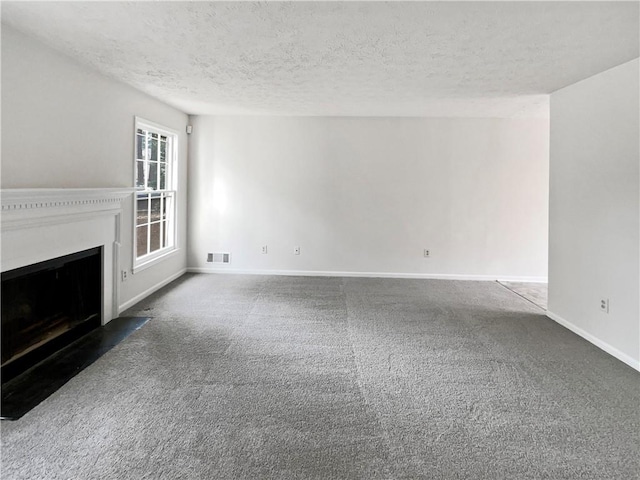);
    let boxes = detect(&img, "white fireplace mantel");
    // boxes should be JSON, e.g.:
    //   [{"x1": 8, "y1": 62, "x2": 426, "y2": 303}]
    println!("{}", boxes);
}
[
  {"x1": 1, "y1": 188, "x2": 134, "y2": 231},
  {"x1": 1, "y1": 188, "x2": 134, "y2": 324}
]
